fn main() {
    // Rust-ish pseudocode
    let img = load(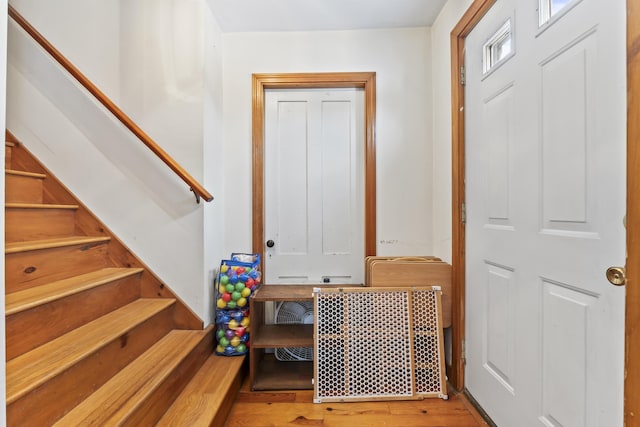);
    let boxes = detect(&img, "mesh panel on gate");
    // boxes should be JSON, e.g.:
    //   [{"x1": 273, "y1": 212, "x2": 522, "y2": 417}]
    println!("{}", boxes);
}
[
  {"x1": 314, "y1": 287, "x2": 446, "y2": 403},
  {"x1": 412, "y1": 288, "x2": 446, "y2": 396}
]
